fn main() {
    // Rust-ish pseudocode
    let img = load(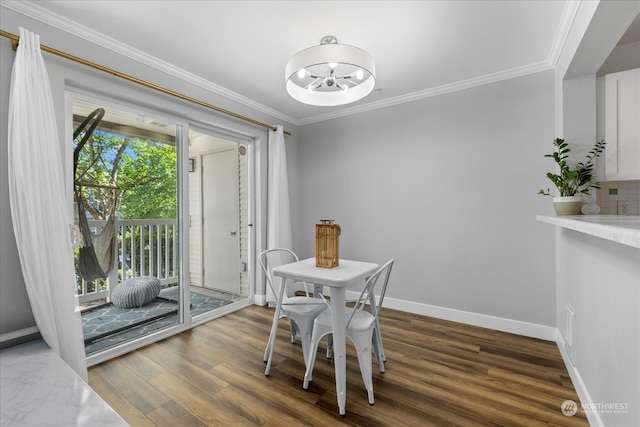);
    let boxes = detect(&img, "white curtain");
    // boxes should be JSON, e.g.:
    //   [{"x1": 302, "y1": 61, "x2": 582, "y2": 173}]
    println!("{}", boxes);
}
[
  {"x1": 267, "y1": 125, "x2": 292, "y2": 250},
  {"x1": 8, "y1": 28, "x2": 87, "y2": 380},
  {"x1": 266, "y1": 125, "x2": 292, "y2": 301}
]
